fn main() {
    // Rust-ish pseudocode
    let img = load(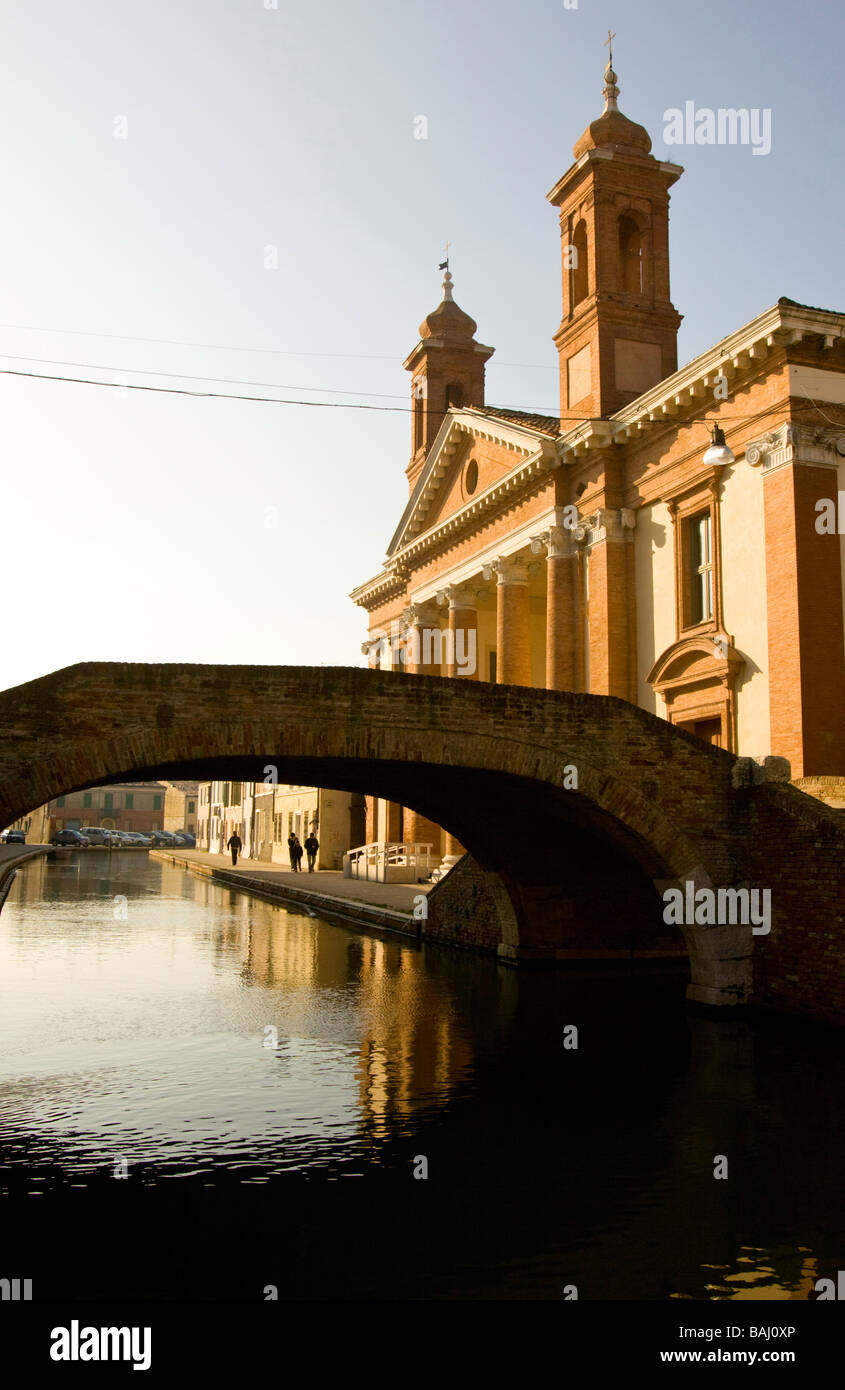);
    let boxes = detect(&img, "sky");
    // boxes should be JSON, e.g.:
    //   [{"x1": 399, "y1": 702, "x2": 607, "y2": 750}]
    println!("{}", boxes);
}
[{"x1": 1, "y1": 0, "x2": 843, "y2": 692}]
